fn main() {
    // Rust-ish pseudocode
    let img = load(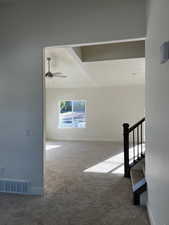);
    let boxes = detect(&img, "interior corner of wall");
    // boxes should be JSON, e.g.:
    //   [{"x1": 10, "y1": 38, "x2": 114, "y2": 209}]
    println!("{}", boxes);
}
[
  {"x1": 30, "y1": 186, "x2": 43, "y2": 196},
  {"x1": 147, "y1": 202, "x2": 156, "y2": 225}
]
